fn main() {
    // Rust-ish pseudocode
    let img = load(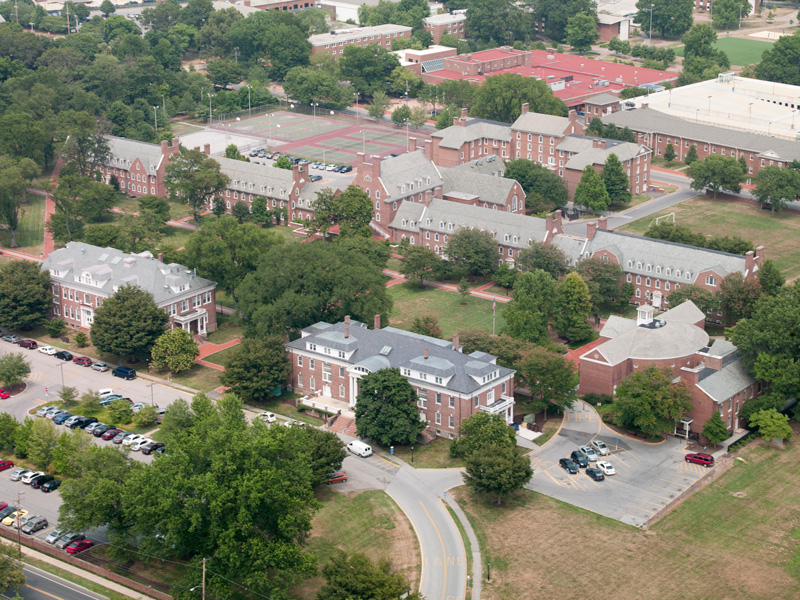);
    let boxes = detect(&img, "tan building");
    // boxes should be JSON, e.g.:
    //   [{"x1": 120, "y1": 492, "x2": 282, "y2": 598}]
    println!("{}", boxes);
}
[
  {"x1": 423, "y1": 12, "x2": 466, "y2": 43},
  {"x1": 309, "y1": 24, "x2": 412, "y2": 57}
]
